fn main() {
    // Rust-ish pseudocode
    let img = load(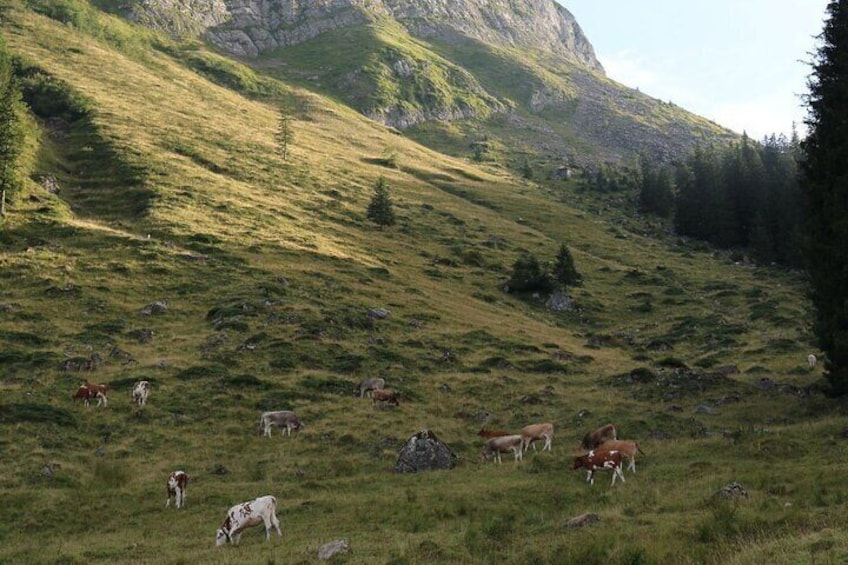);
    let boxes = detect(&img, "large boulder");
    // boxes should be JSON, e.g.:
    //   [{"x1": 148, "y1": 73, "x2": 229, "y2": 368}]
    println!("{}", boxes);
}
[{"x1": 395, "y1": 429, "x2": 458, "y2": 473}]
